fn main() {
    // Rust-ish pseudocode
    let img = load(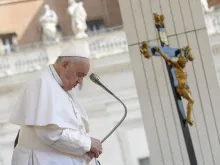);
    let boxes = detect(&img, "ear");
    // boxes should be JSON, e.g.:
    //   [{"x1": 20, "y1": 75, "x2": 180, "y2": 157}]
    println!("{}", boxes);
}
[{"x1": 62, "y1": 61, "x2": 69, "y2": 69}]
